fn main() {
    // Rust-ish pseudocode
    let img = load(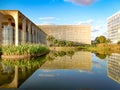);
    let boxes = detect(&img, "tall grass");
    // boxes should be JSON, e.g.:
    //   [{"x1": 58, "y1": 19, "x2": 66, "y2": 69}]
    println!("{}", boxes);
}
[{"x1": 2, "y1": 44, "x2": 49, "y2": 55}]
